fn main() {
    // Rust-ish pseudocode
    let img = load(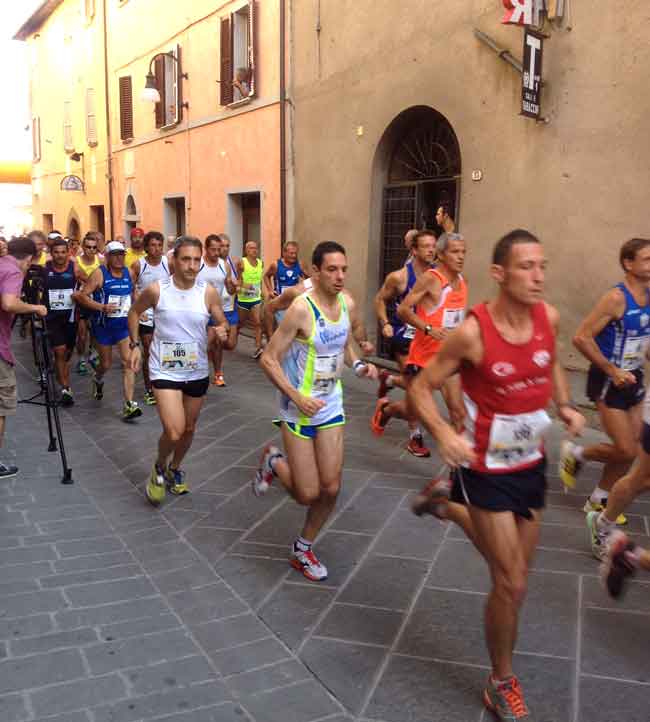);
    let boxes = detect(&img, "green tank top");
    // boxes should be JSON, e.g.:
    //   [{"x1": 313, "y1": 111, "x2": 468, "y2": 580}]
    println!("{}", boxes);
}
[{"x1": 240, "y1": 257, "x2": 263, "y2": 302}]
